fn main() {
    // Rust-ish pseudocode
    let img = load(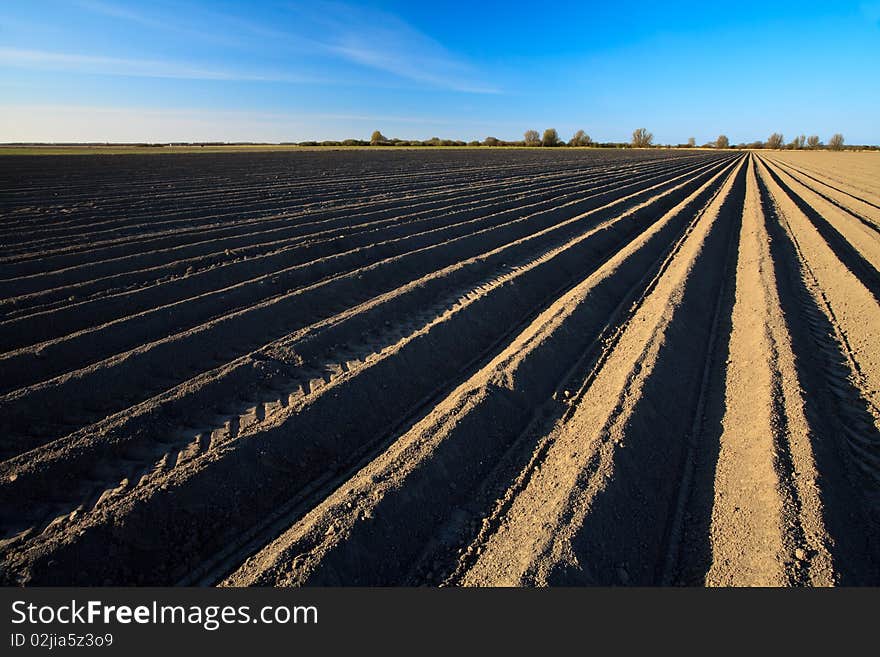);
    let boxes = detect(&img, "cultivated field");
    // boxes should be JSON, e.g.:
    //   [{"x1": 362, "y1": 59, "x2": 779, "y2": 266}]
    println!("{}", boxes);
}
[{"x1": 0, "y1": 149, "x2": 877, "y2": 586}]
